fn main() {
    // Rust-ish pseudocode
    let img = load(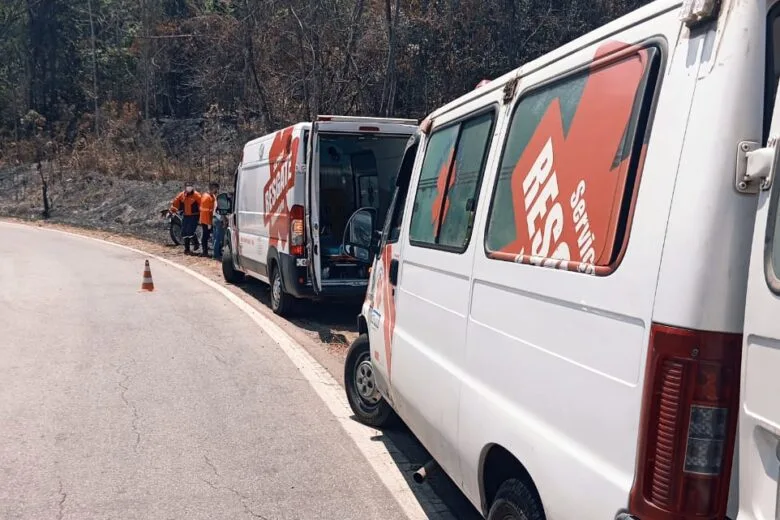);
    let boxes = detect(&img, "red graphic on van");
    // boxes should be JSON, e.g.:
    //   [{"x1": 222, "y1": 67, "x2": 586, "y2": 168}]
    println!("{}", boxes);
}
[
  {"x1": 373, "y1": 244, "x2": 396, "y2": 379},
  {"x1": 264, "y1": 127, "x2": 299, "y2": 249},
  {"x1": 431, "y1": 150, "x2": 456, "y2": 235},
  {"x1": 490, "y1": 41, "x2": 651, "y2": 274}
]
